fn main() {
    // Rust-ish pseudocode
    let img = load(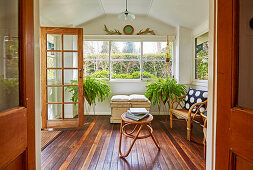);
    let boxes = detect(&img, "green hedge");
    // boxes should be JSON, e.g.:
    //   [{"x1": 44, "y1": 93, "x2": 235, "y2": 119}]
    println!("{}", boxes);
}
[
  {"x1": 85, "y1": 53, "x2": 172, "y2": 78},
  {"x1": 85, "y1": 53, "x2": 167, "y2": 60},
  {"x1": 88, "y1": 70, "x2": 157, "y2": 79}
]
